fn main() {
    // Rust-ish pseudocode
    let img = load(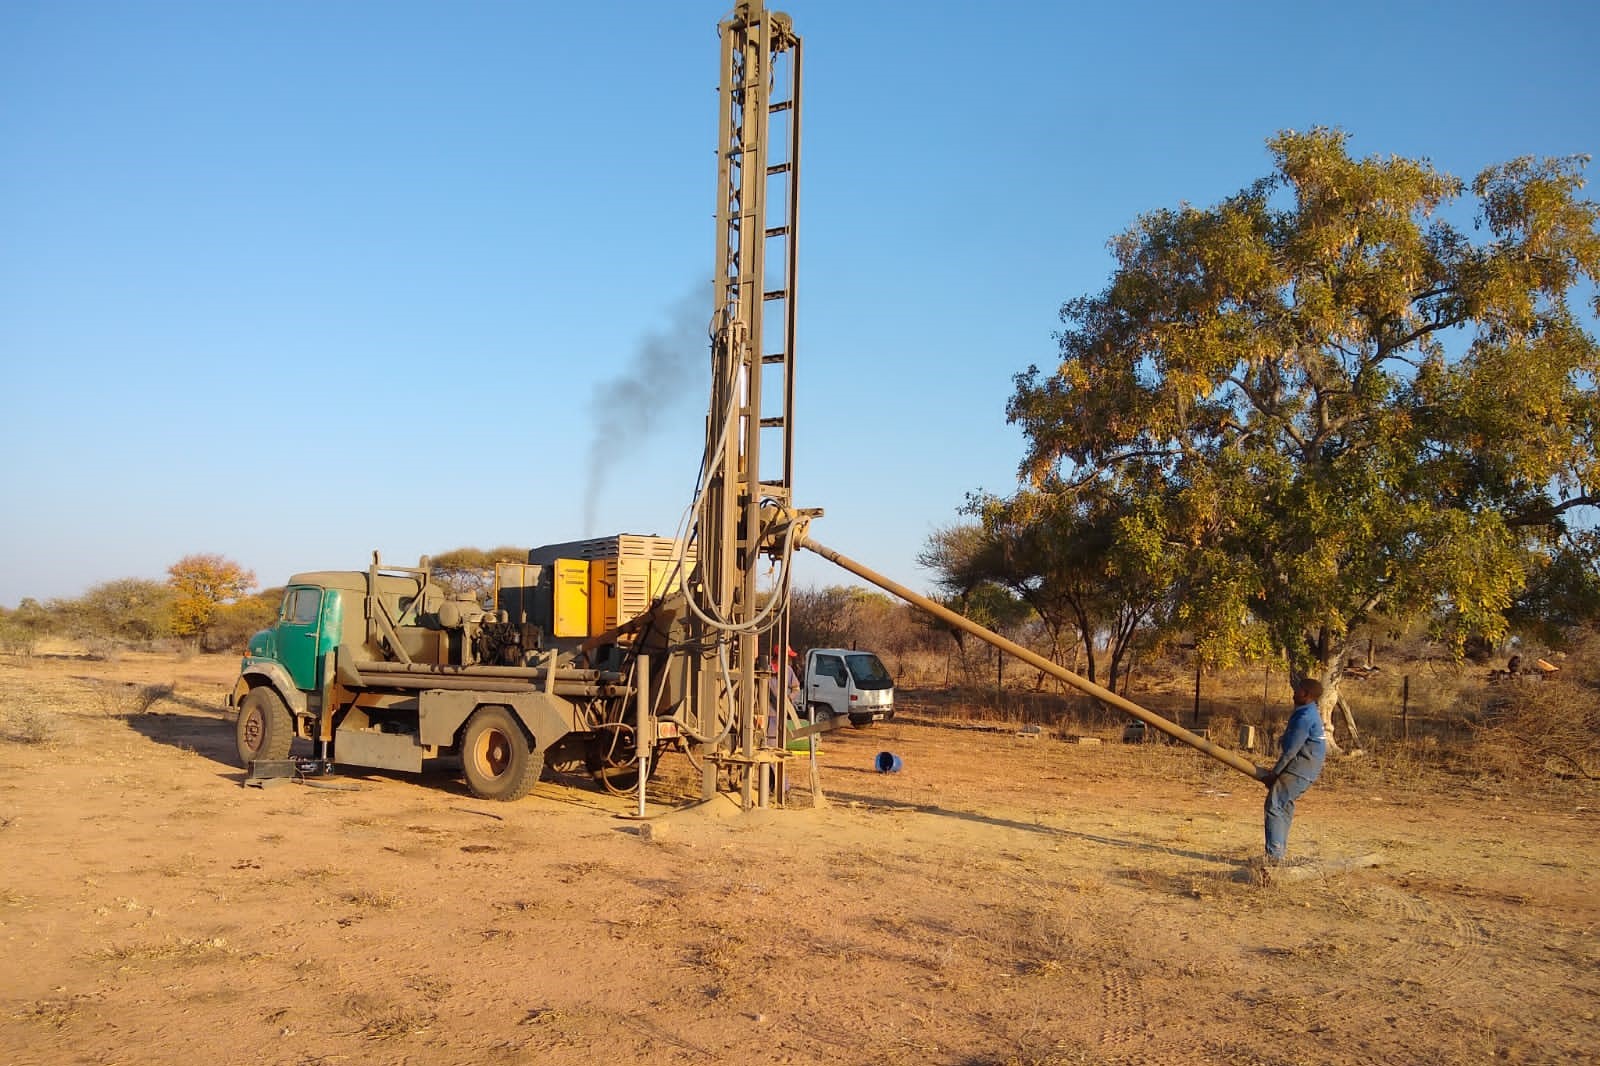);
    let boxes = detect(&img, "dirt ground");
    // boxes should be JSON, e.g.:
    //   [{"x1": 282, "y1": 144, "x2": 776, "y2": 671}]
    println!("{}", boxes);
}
[{"x1": 1, "y1": 651, "x2": 1597, "y2": 1066}]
